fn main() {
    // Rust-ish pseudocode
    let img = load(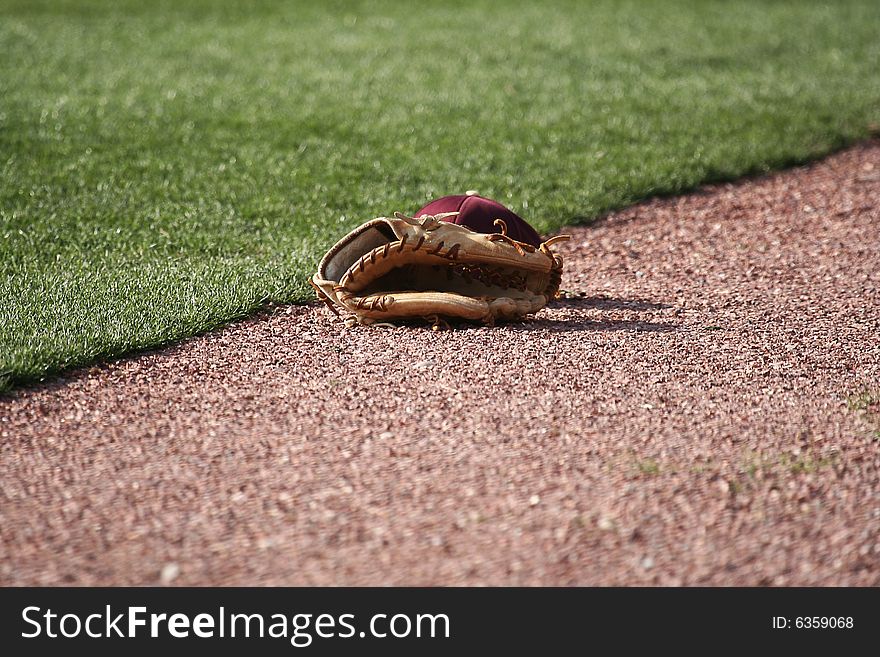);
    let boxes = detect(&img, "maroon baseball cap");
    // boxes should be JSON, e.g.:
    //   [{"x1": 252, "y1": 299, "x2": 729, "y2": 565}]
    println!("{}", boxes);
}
[{"x1": 414, "y1": 193, "x2": 542, "y2": 247}]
